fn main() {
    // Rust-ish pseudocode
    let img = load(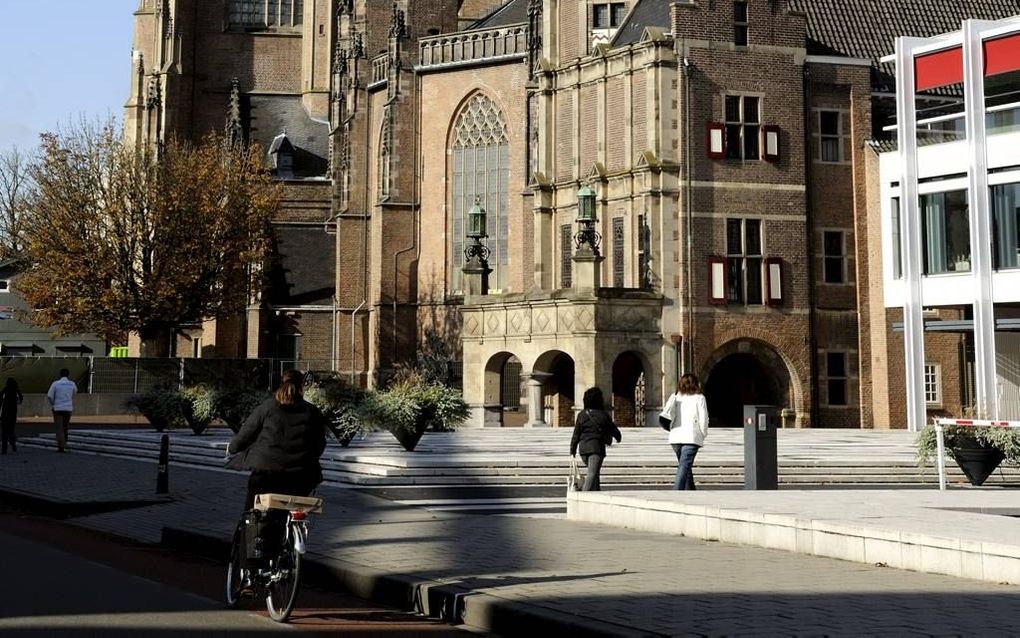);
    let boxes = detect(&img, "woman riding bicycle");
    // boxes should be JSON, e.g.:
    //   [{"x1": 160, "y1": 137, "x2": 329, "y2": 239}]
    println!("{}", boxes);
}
[{"x1": 228, "y1": 369, "x2": 327, "y2": 511}]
